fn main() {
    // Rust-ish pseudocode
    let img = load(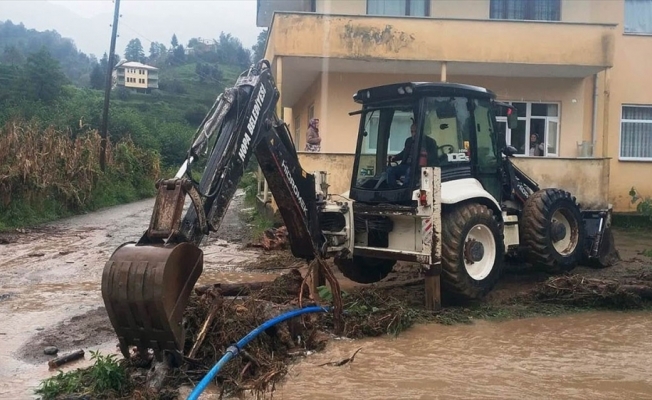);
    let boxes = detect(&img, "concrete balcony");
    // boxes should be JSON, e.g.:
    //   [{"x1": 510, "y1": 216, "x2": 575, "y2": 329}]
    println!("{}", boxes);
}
[{"x1": 265, "y1": 12, "x2": 616, "y2": 76}]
